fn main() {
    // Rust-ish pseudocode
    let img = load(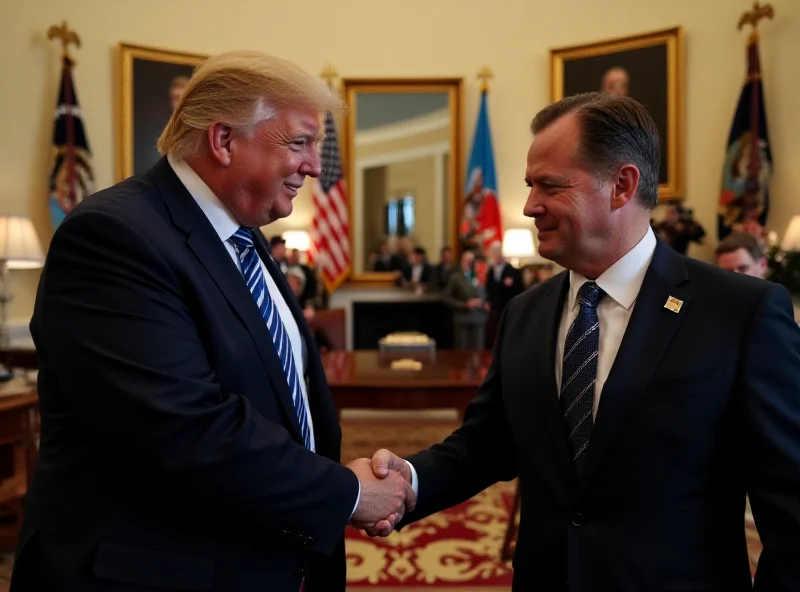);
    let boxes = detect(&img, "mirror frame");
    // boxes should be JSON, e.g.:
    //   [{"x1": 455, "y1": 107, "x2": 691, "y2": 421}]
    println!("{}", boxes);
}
[{"x1": 341, "y1": 78, "x2": 463, "y2": 285}]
